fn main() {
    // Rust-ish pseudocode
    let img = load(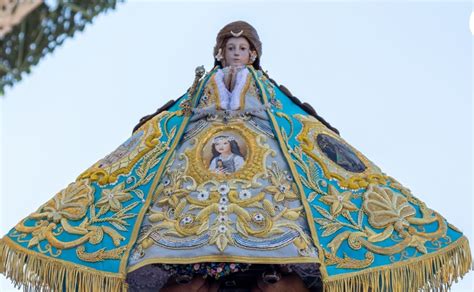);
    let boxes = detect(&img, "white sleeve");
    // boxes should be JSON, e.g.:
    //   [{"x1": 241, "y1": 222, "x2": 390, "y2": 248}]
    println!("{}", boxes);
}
[
  {"x1": 209, "y1": 157, "x2": 217, "y2": 170},
  {"x1": 233, "y1": 155, "x2": 245, "y2": 170}
]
